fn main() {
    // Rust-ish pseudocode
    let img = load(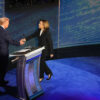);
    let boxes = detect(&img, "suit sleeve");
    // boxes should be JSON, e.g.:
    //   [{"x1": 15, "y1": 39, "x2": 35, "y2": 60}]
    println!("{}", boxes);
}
[
  {"x1": 25, "y1": 30, "x2": 39, "y2": 41},
  {"x1": 46, "y1": 32, "x2": 53, "y2": 54},
  {"x1": 5, "y1": 31, "x2": 20, "y2": 46}
]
